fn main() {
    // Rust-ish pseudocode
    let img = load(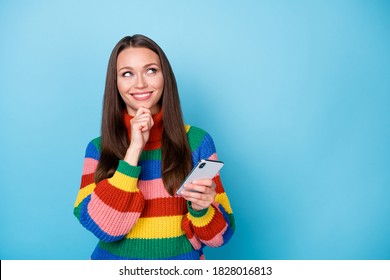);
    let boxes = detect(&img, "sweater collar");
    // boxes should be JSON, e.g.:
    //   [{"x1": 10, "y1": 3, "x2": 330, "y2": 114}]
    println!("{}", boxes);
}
[{"x1": 123, "y1": 109, "x2": 163, "y2": 146}]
